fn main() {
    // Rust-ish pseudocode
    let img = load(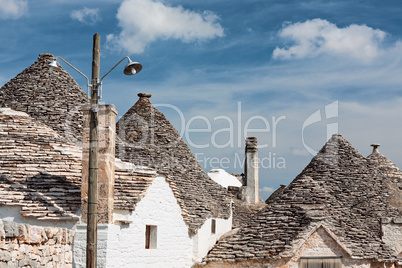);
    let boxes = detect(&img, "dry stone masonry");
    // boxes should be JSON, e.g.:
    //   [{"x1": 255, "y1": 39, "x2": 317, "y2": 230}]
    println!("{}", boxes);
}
[{"x1": 0, "y1": 220, "x2": 74, "y2": 267}]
